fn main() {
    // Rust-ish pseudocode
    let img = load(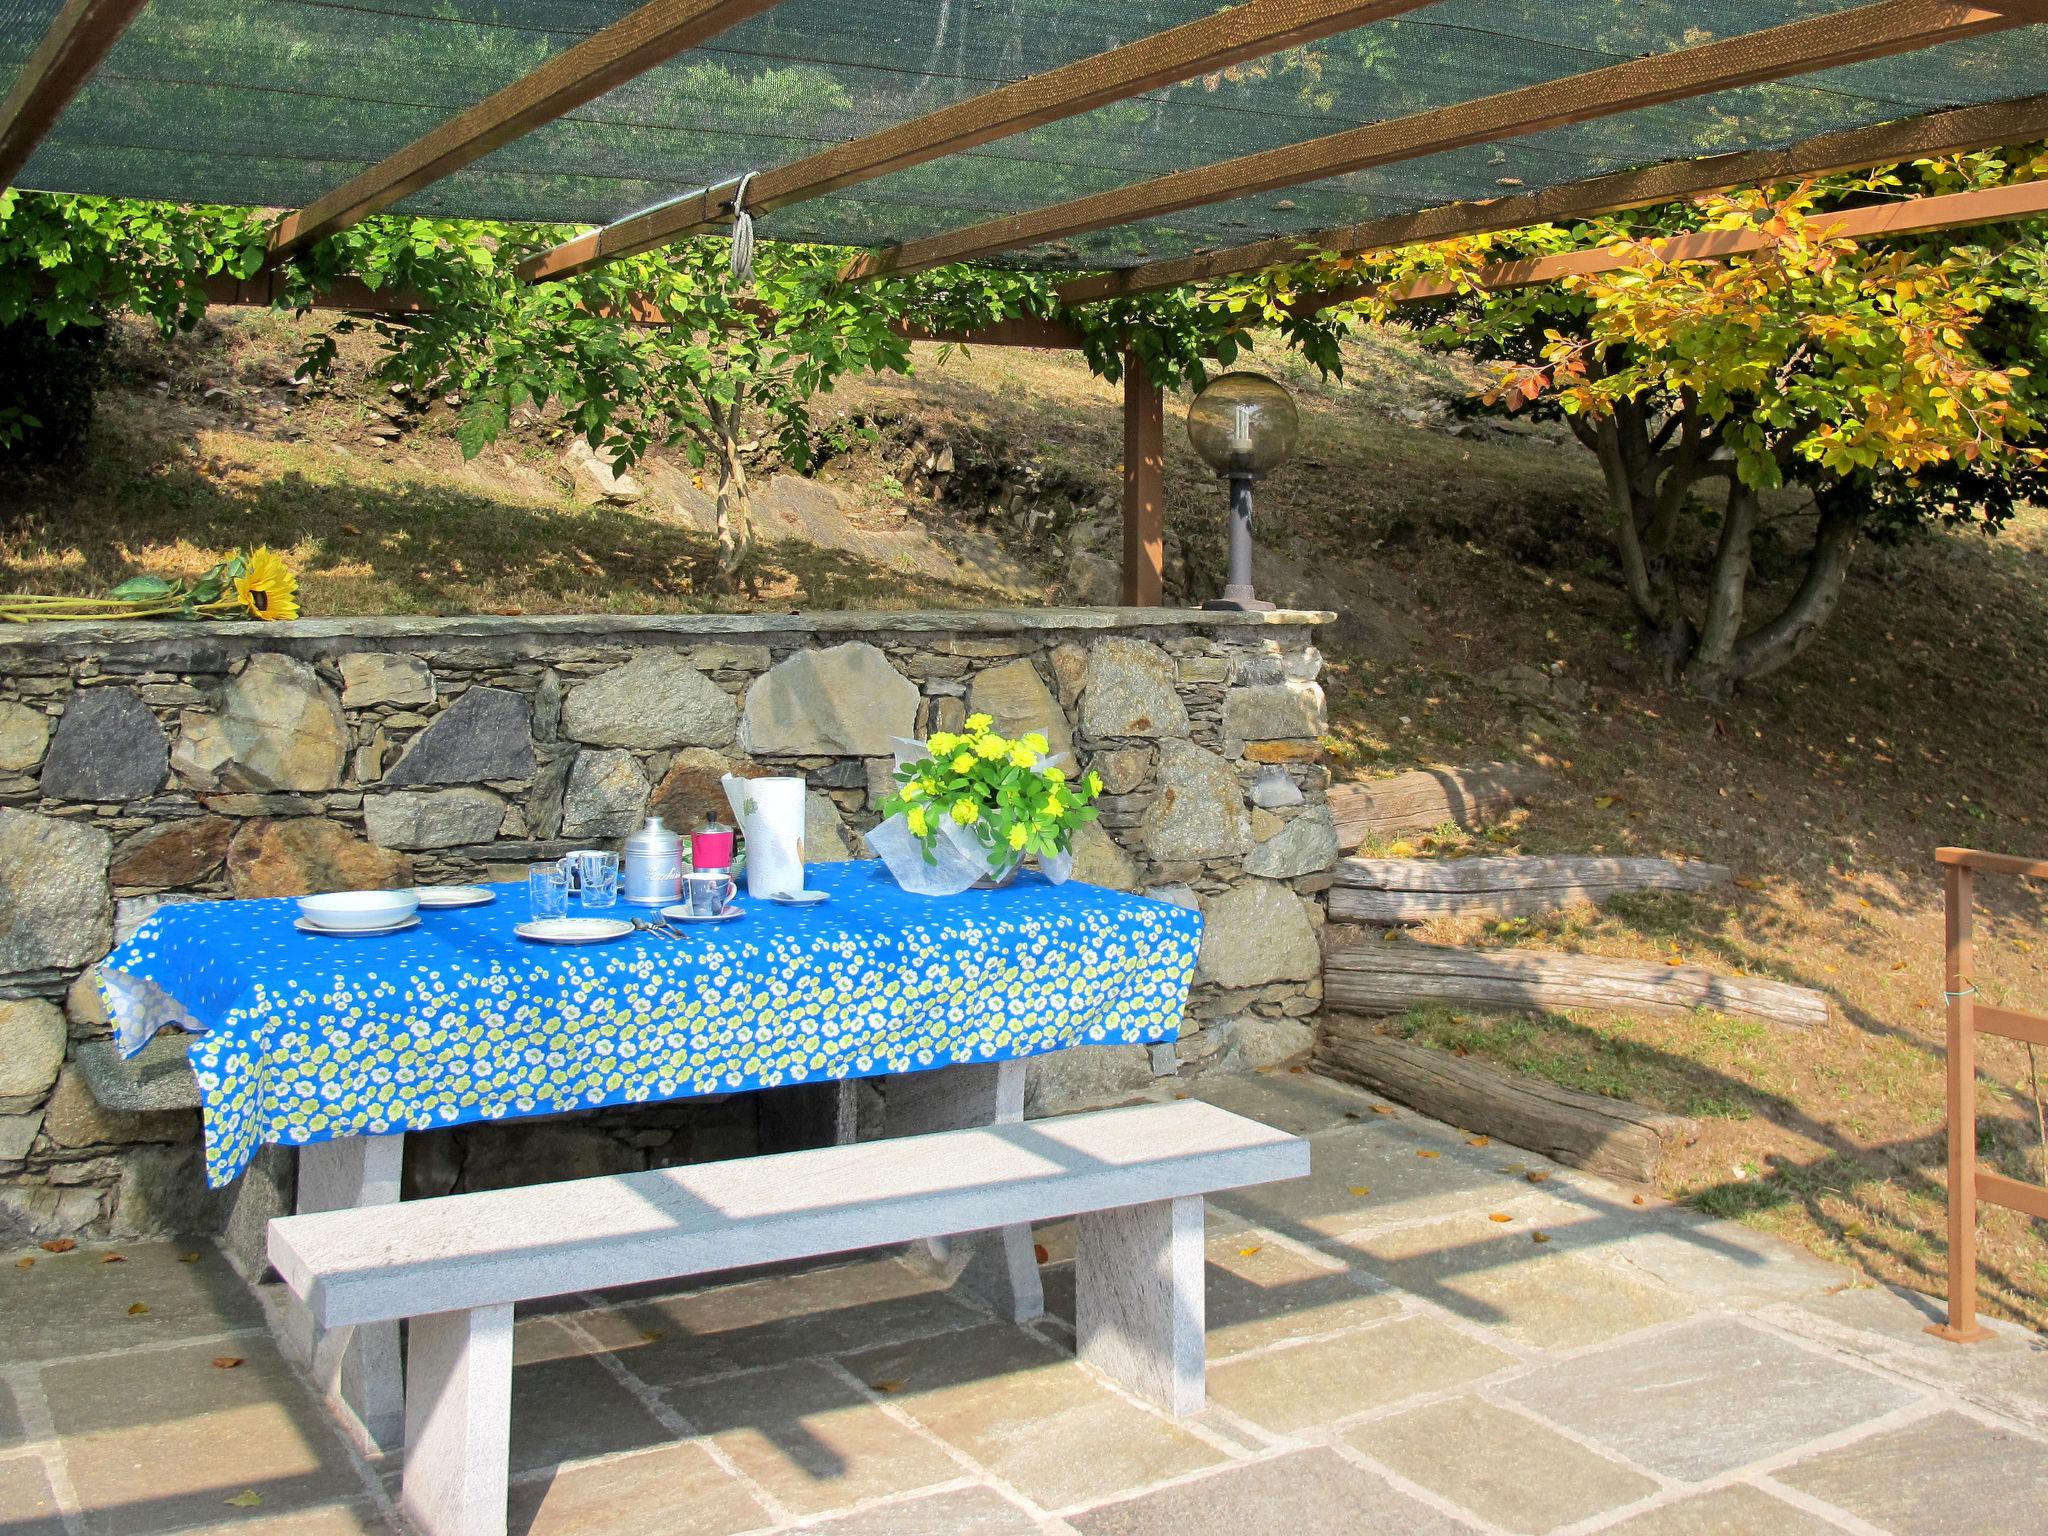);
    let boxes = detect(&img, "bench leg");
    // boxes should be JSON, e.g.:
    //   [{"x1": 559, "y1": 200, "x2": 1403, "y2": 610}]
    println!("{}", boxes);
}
[
  {"x1": 1076, "y1": 1195, "x2": 1206, "y2": 1417},
  {"x1": 887, "y1": 1060, "x2": 1044, "y2": 1322},
  {"x1": 283, "y1": 1133, "x2": 406, "y2": 1454},
  {"x1": 402, "y1": 1303, "x2": 514, "y2": 1536}
]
